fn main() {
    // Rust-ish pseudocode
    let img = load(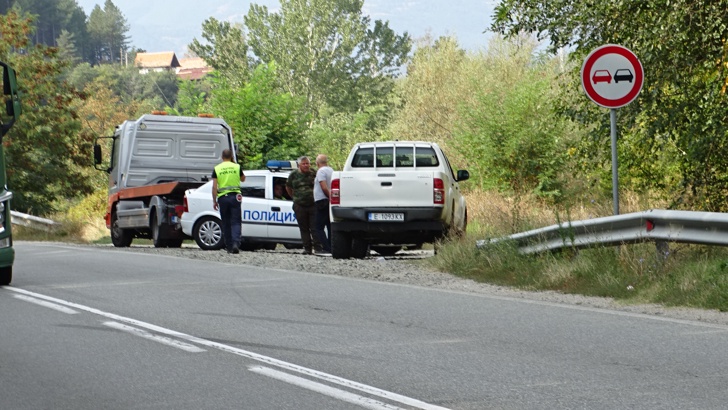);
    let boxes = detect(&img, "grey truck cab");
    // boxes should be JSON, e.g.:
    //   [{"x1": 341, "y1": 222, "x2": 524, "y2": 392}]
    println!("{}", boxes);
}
[{"x1": 94, "y1": 113, "x2": 236, "y2": 247}]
